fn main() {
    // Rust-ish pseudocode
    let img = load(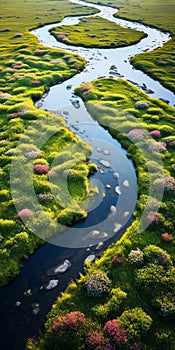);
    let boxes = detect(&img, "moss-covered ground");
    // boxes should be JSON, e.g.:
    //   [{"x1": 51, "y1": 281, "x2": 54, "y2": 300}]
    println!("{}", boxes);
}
[
  {"x1": 50, "y1": 16, "x2": 146, "y2": 48},
  {"x1": 0, "y1": 0, "x2": 98, "y2": 286},
  {"x1": 31, "y1": 78, "x2": 175, "y2": 349},
  {"x1": 84, "y1": 0, "x2": 175, "y2": 93}
]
